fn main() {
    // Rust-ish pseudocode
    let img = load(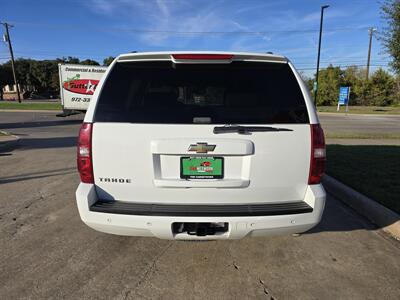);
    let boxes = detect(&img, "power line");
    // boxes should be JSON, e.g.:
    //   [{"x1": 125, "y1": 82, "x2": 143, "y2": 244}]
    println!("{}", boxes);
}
[
  {"x1": 297, "y1": 64, "x2": 389, "y2": 70},
  {"x1": 8, "y1": 21, "x2": 372, "y2": 35},
  {"x1": 295, "y1": 60, "x2": 390, "y2": 66},
  {"x1": 1, "y1": 22, "x2": 21, "y2": 102},
  {"x1": 3, "y1": 52, "x2": 390, "y2": 68},
  {"x1": 5, "y1": 53, "x2": 389, "y2": 67}
]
